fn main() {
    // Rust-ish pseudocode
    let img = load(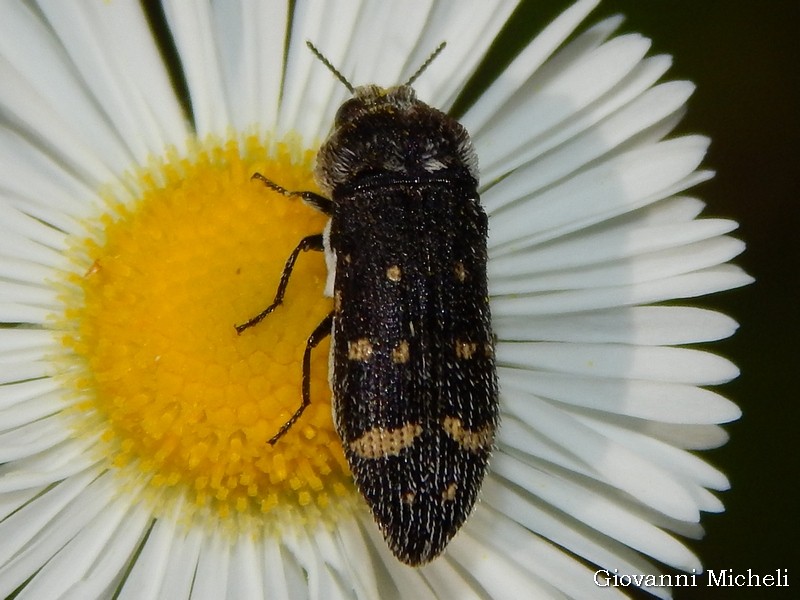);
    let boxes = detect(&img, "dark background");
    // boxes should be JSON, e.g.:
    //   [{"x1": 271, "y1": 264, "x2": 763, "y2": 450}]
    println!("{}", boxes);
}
[{"x1": 473, "y1": 2, "x2": 797, "y2": 598}]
